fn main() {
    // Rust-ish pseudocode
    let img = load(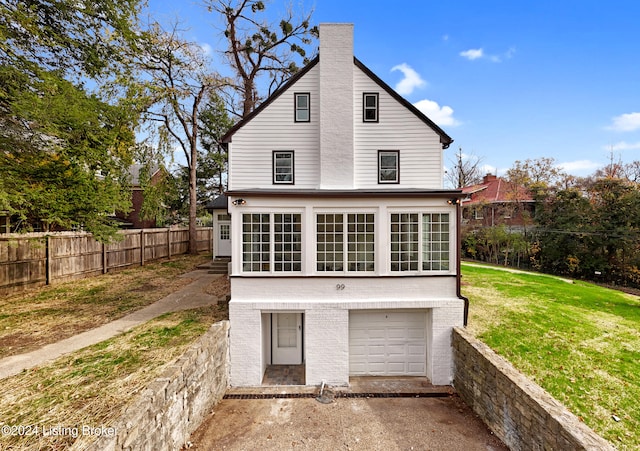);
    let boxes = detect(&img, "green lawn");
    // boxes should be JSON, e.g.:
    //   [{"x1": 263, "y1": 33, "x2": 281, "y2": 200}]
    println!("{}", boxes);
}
[{"x1": 462, "y1": 263, "x2": 640, "y2": 450}]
